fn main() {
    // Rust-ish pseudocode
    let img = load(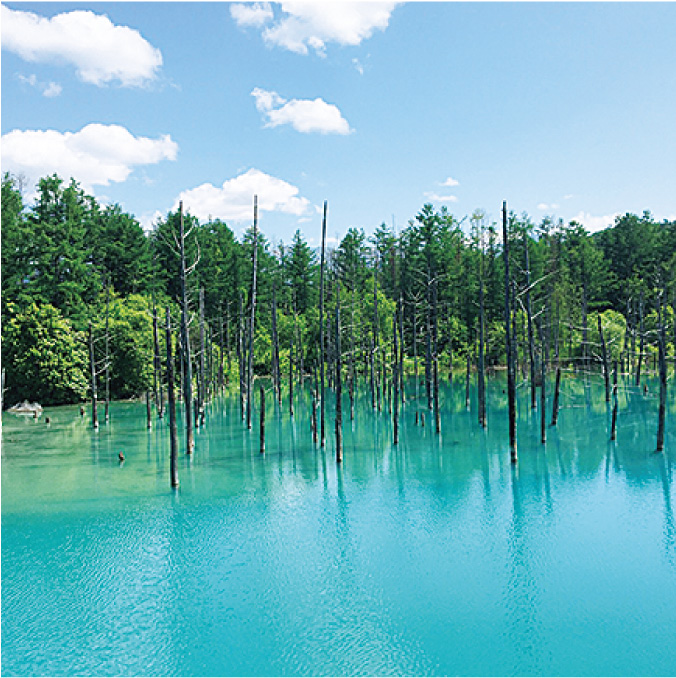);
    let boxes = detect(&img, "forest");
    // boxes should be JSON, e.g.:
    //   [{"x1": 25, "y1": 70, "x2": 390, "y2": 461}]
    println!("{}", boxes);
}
[{"x1": 2, "y1": 171, "x2": 675, "y2": 423}]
